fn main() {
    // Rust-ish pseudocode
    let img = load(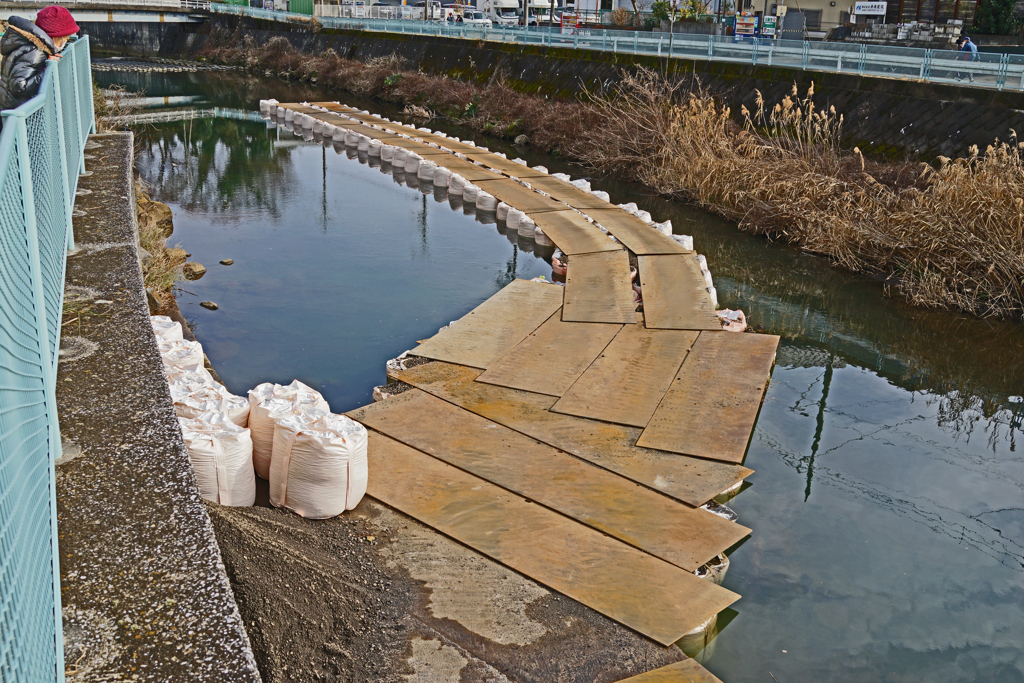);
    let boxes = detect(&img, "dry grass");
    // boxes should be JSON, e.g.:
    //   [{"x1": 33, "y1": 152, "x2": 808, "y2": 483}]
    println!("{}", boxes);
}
[{"x1": 200, "y1": 34, "x2": 1024, "y2": 318}]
